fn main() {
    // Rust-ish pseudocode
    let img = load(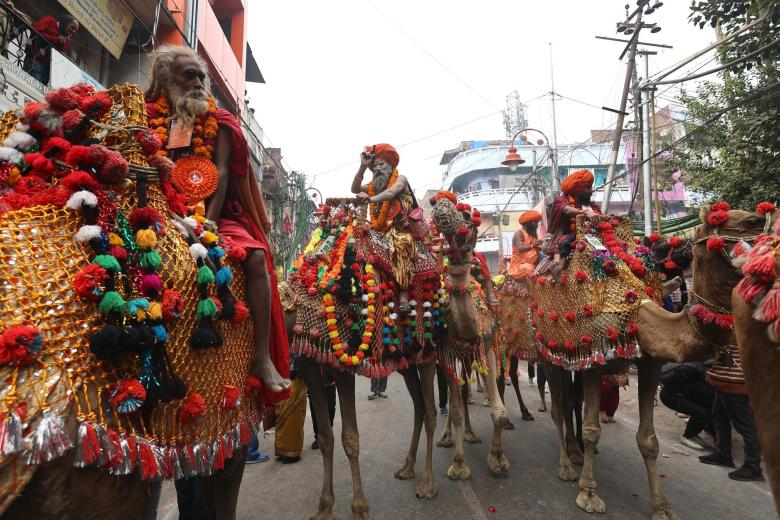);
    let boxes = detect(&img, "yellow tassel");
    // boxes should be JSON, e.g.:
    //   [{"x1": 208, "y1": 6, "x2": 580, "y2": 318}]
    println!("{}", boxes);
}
[
  {"x1": 108, "y1": 232, "x2": 124, "y2": 246},
  {"x1": 148, "y1": 301, "x2": 163, "y2": 320},
  {"x1": 201, "y1": 231, "x2": 219, "y2": 245},
  {"x1": 136, "y1": 229, "x2": 157, "y2": 249},
  {"x1": 8, "y1": 166, "x2": 21, "y2": 185},
  {"x1": 192, "y1": 214, "x2": 206, "y2": 223}
]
